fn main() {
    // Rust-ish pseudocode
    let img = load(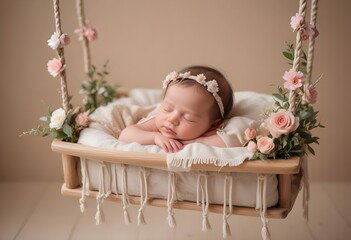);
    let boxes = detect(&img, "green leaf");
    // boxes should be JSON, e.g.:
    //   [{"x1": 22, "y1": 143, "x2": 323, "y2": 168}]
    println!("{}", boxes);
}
[
  {"x1": 283, "y1": 51, "x2": 294, "y2": 60},
  {"x1": 62, "y1": 123, "x2": 73, "y2": 137}
]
